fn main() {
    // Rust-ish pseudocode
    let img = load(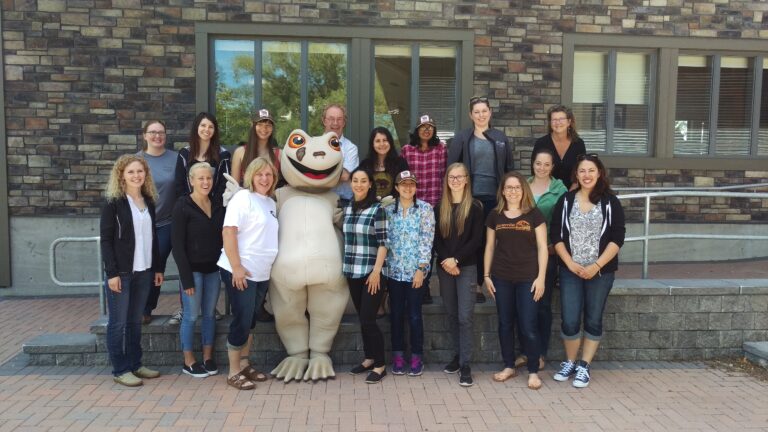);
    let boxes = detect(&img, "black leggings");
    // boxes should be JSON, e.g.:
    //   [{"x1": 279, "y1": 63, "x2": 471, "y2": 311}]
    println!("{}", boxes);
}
[{"x1": 347, "y1": 275, "x2": 386, "y2": 367}]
